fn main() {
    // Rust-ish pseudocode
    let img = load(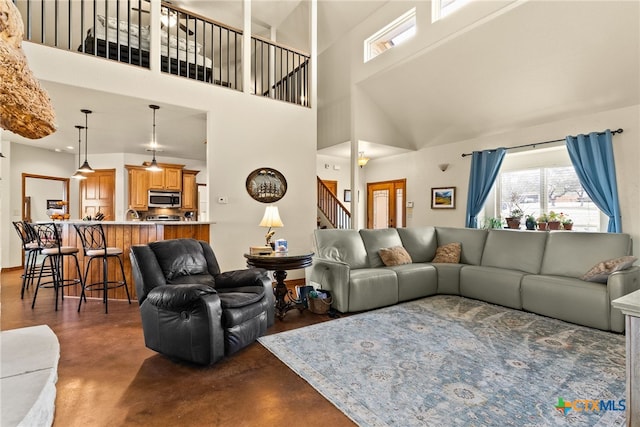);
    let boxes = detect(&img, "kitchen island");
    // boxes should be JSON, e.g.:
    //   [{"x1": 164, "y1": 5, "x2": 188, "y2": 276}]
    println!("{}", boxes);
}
[{"x1": 56, "y1": 220, "x2": 212, "y2": 300}]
